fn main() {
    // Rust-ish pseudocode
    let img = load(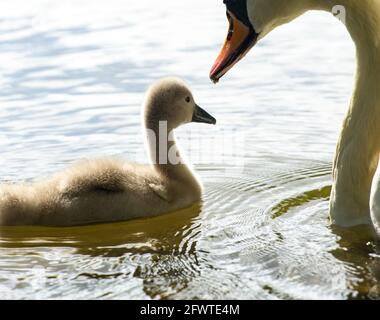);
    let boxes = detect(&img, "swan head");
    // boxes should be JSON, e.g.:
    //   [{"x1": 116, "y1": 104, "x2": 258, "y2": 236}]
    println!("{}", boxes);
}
[
  {"x1": 210, "y1": 0, "x2": 312, "y2": 82},
  {"x1": 144, "y1": 77, "x2": 216, "y2": 130}
]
